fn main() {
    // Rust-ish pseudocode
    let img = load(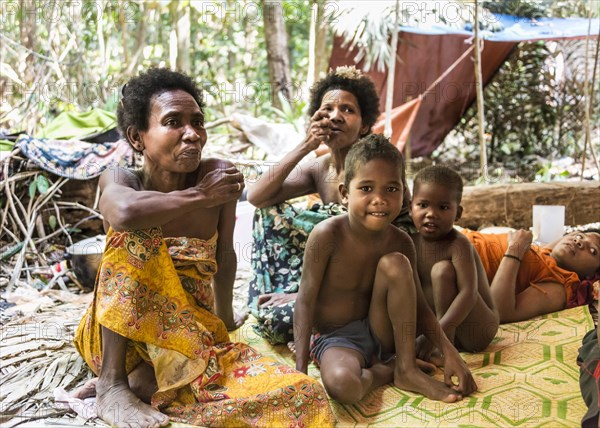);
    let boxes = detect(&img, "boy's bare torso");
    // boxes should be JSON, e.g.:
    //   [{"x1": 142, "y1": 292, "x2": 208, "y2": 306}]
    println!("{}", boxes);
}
[{"x1": 312, "y1": 215, "x2": 414, "y2": 334}]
